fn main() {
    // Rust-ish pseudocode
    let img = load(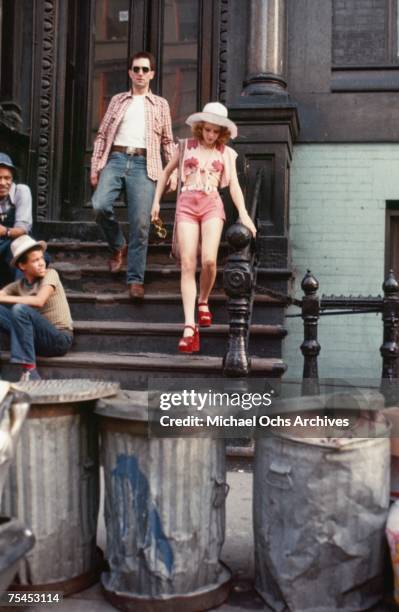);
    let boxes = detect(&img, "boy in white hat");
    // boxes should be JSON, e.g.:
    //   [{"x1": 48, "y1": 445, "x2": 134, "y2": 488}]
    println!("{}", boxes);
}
[
  {"x1": 151, "y1": 101, "x2": 256, "y2": 354},
  {"x1": 0, "y1": 236, "x2": 73, "y2": 381}
]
